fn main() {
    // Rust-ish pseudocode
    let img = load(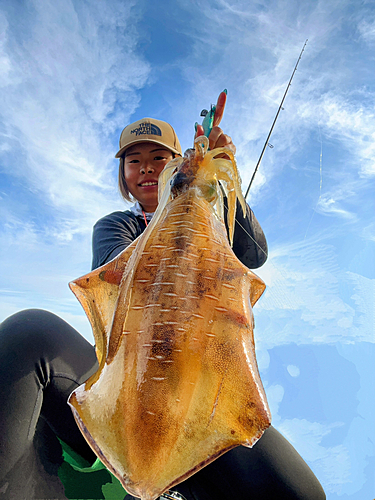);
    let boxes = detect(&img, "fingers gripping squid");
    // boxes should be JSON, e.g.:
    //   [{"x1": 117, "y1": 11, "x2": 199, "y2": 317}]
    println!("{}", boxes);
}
[{"x1": 68, "y1": 136, "x2": 271, "y2": 500}]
